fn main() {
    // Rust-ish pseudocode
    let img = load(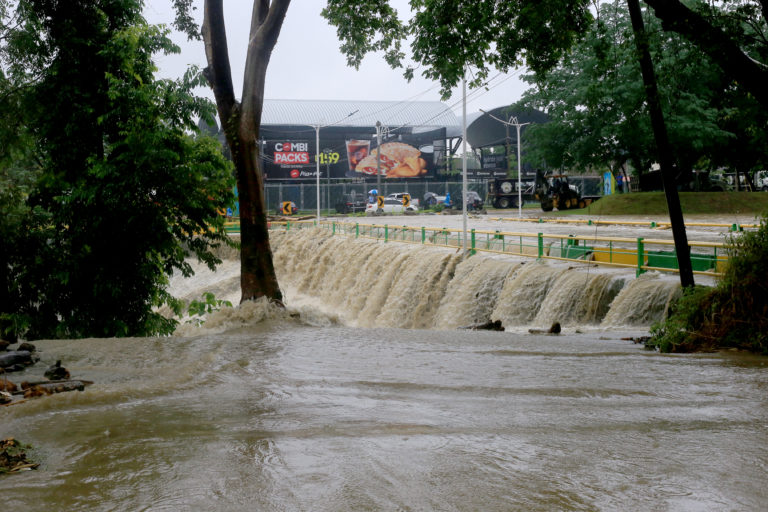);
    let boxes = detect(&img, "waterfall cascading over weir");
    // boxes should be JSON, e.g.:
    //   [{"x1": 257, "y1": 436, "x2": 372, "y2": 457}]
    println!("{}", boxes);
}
[{"x1": 266, "y1": 227, "x2": 681, "y2": 330}]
